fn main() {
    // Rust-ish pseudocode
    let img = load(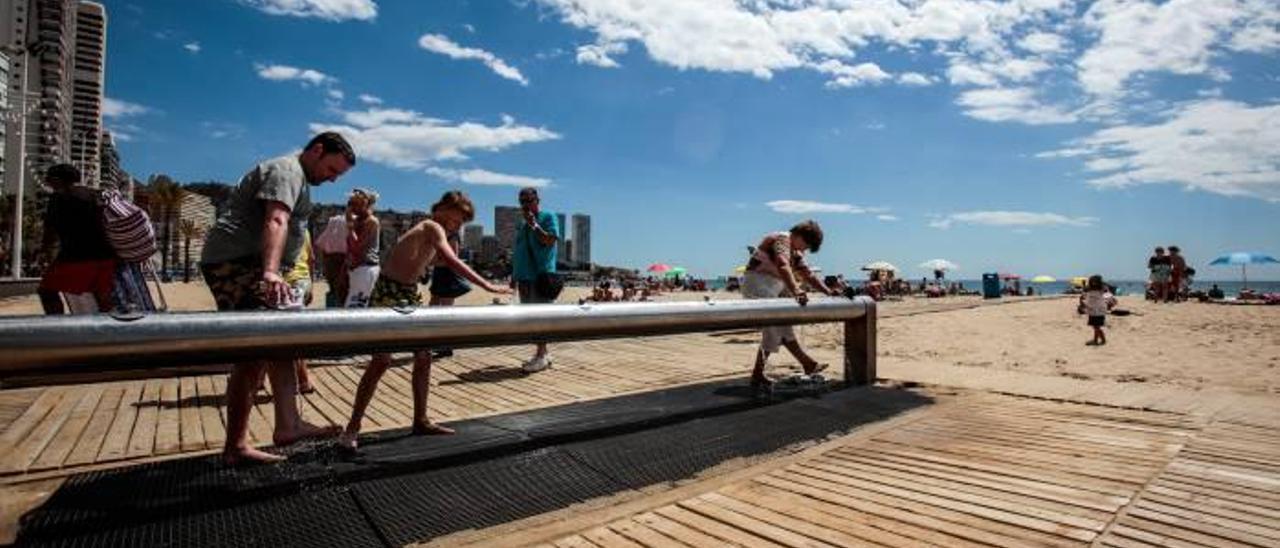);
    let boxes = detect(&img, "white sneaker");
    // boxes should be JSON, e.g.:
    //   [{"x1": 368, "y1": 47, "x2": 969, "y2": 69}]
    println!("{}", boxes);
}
[{"x1": 522, "y1": 355, "x2": 551, "y2": 373}]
